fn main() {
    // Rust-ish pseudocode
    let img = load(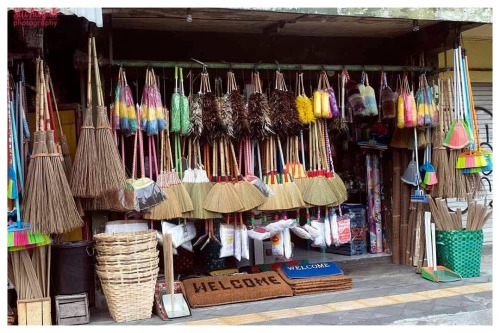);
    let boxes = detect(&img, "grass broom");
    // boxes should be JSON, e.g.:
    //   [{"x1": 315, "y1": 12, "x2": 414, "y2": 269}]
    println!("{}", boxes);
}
[
  {"x1": 70, "y1": 36, "x2": 102, "y2": 198},
  {"x1": 276, "y1": 136, "x2": 305, "y2": 209},
  {"x1": 92, "y1": 36, "x2": 126, "y2": 194}
]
